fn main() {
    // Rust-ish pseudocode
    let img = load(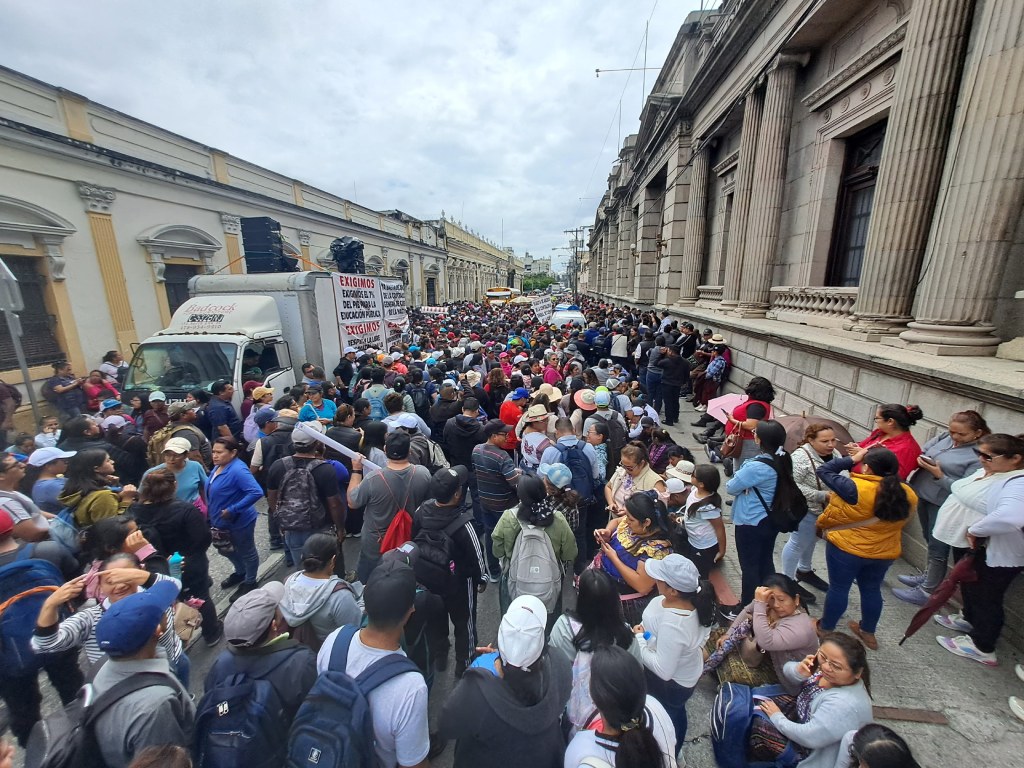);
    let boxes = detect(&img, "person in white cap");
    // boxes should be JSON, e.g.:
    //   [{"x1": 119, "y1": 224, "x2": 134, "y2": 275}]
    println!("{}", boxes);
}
[
  {"x1": 632, "y1": 553, "x2": 715, "y2": 748},
  {"x1": 440, "y1": 594, "x2": 572, "y2": 768},
  {"x1": 333, "y1": 345, "x2": 360, "y2": 404},
  {"x1": 25, "y1": 446, "x2": 75, "y2": 514}
]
